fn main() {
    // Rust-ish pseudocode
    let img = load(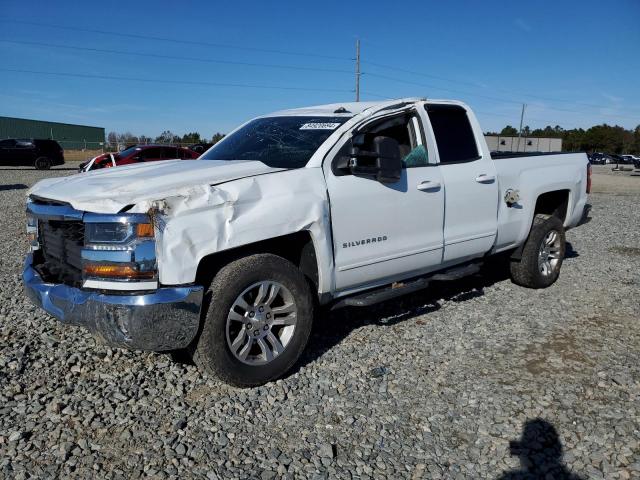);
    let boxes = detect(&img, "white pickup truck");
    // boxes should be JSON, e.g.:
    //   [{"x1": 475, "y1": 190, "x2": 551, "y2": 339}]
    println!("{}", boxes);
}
[{"x1": 24, "y1": 98, "x2": 591, "y2": 386}]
